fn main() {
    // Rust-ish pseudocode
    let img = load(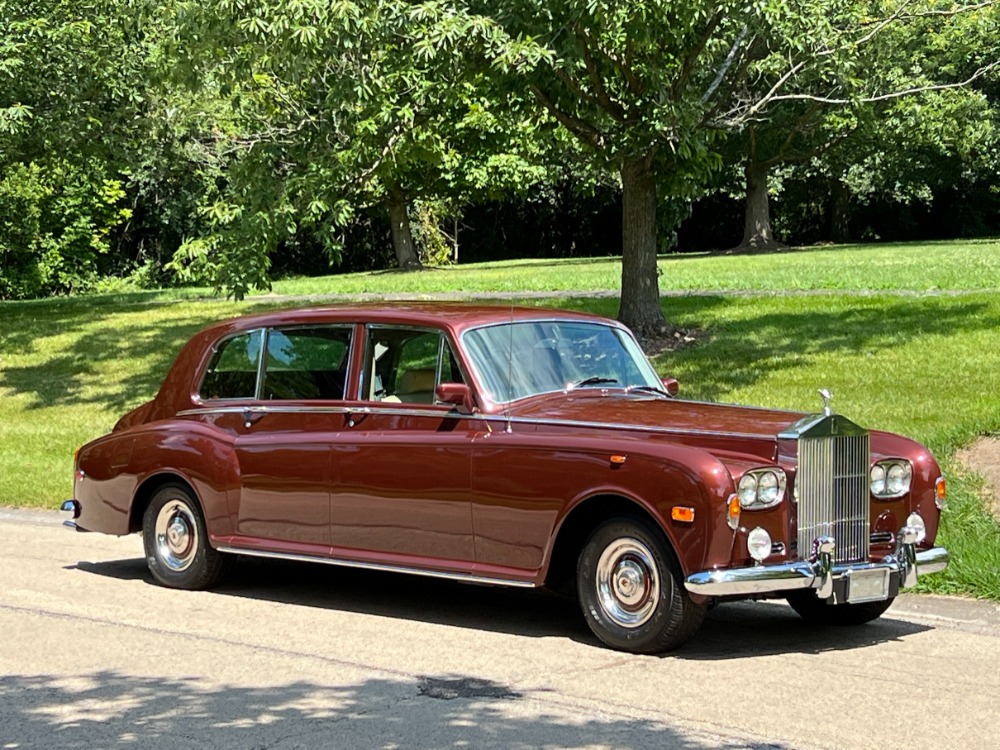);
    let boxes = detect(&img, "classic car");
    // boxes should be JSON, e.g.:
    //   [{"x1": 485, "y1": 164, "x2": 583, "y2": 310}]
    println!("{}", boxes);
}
[{"x1": 62, "y1": 303, "x2": 949, "y2": 653}]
